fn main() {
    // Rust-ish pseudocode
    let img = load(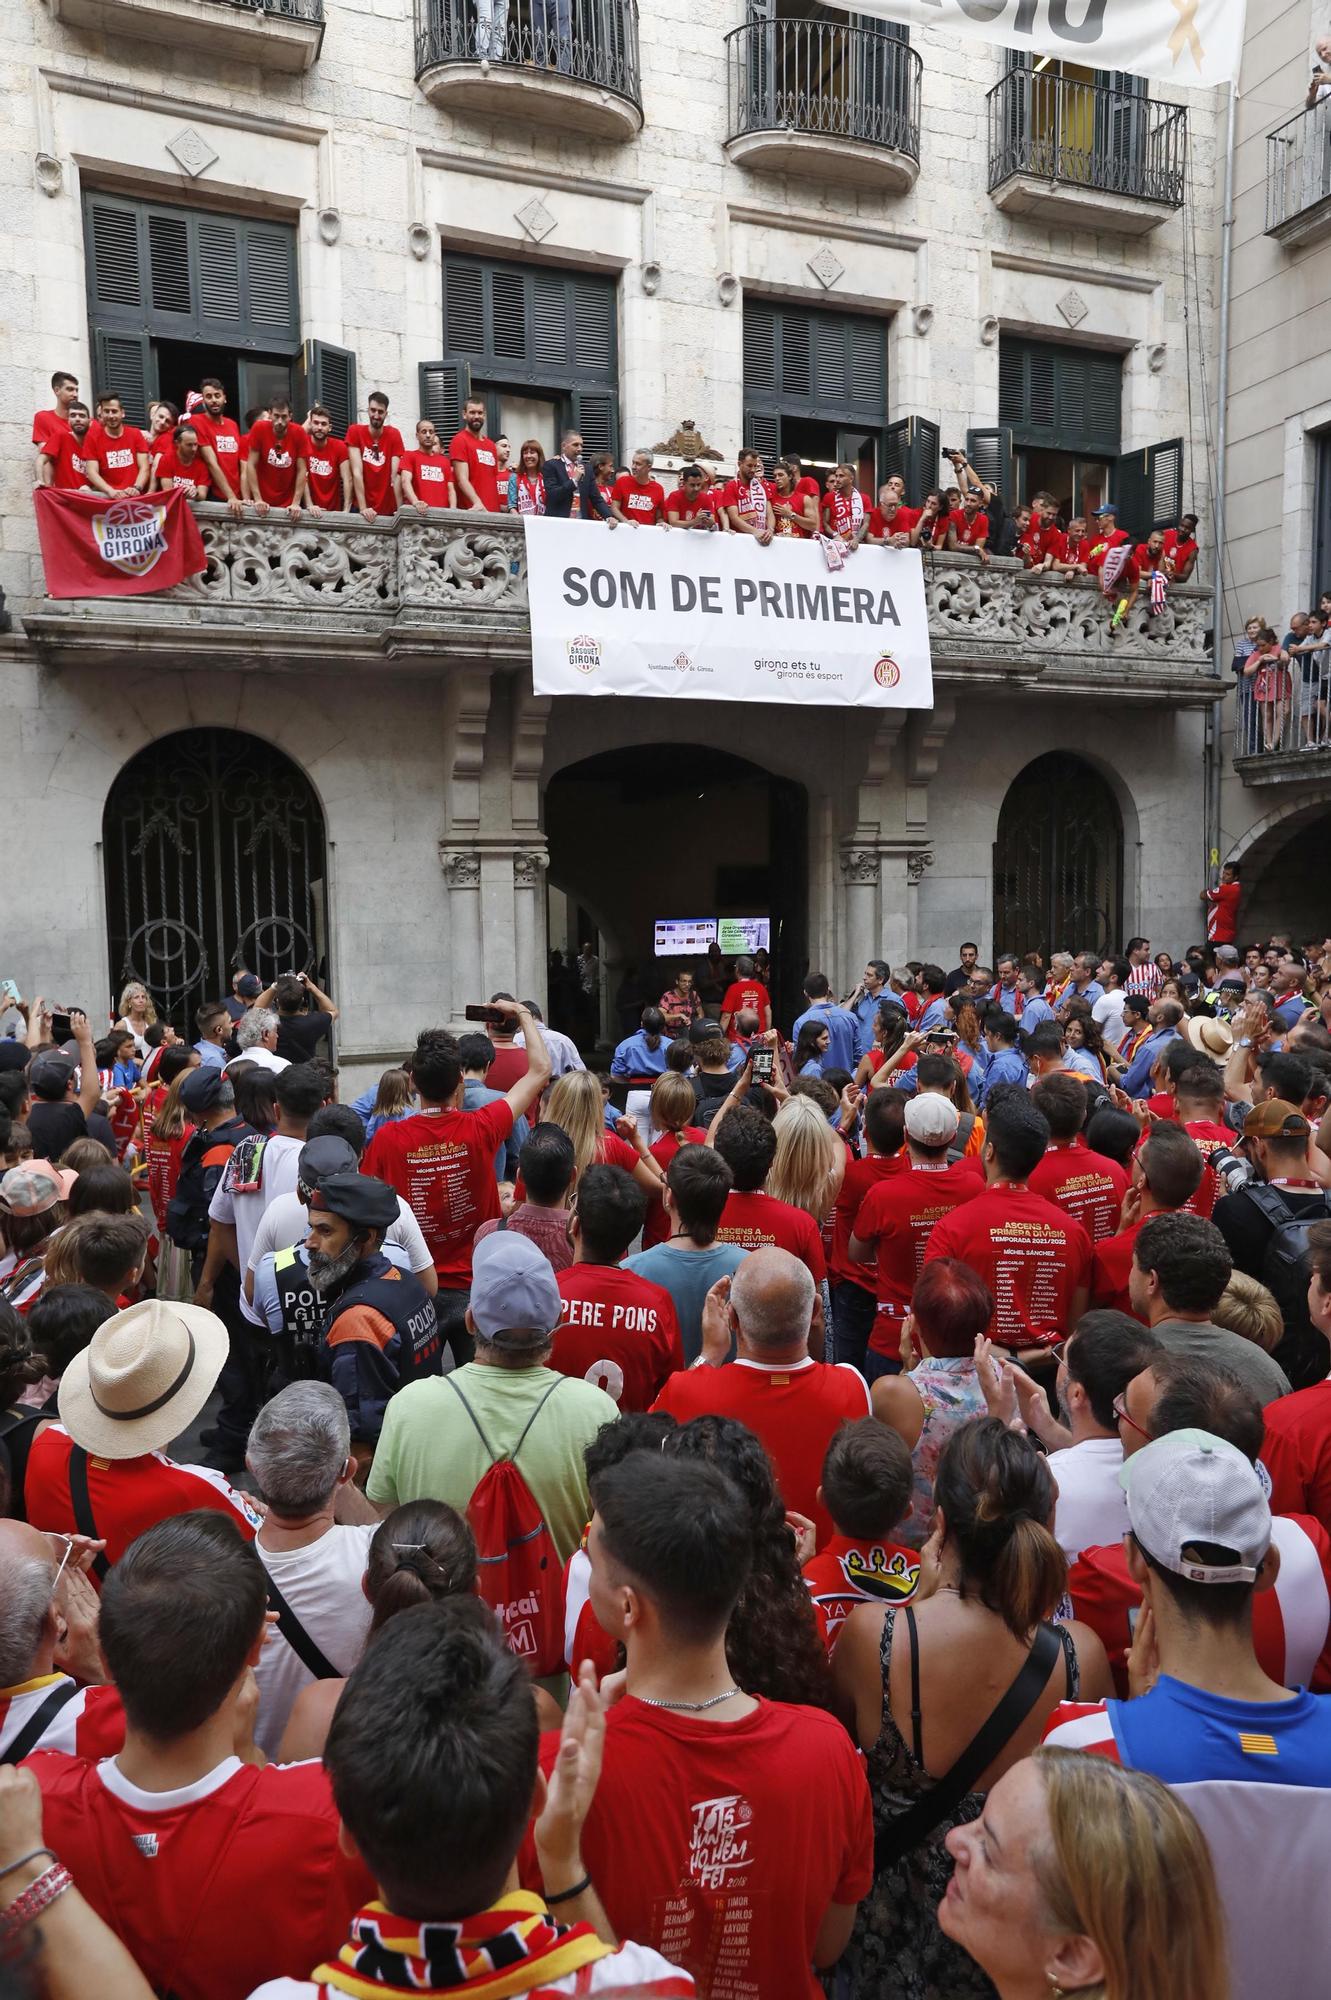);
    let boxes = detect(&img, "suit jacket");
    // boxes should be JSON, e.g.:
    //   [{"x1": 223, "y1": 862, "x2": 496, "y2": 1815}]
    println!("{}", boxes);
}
[{"x1": 542, "y1": 456, "x2": 612, "y2": 520}]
